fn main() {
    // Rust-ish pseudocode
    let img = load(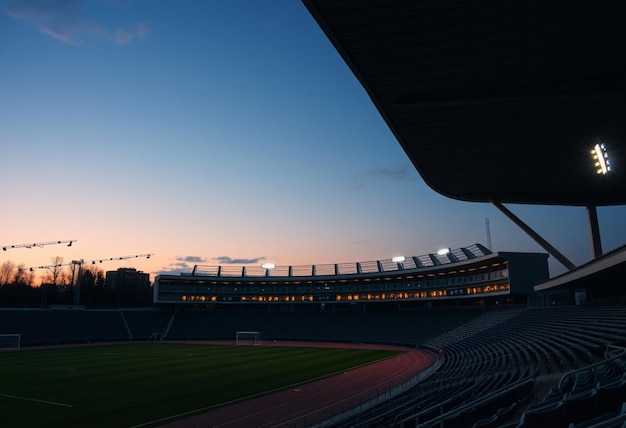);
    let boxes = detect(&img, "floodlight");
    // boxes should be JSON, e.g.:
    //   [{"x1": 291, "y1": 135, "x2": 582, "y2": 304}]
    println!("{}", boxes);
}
[
  {"x1": 391, "y1": 256, "x2": 406, "y2": 263},
  {"x1": 592, "y1": 142, "x2": 611, "y2": 175},
  {"x1": 261, "y1": 263, "x2": 276, "y2": 269},
  {"x1": 437, "y1": 248, "x2": 450, "y2": 256}
]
